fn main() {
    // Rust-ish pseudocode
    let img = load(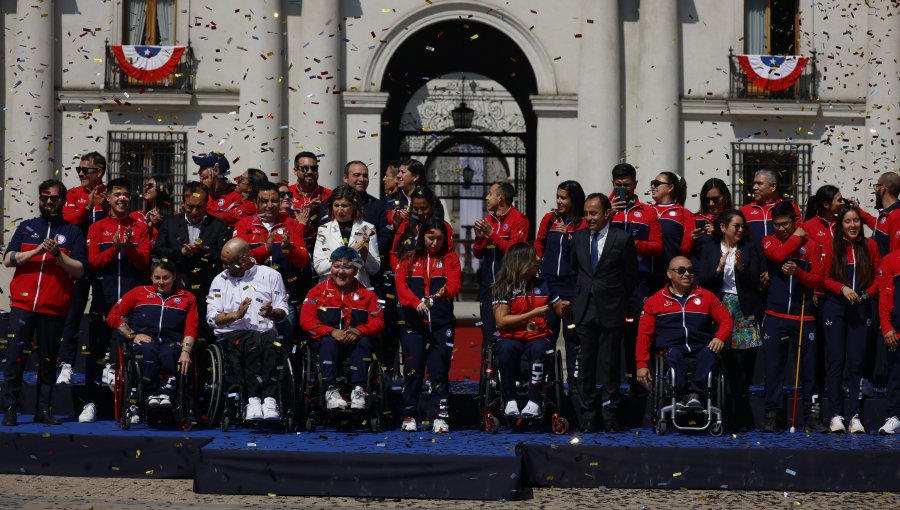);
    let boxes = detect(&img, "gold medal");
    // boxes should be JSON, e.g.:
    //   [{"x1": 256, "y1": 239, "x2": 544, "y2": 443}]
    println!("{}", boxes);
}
[{"x1": 526, "y1": 320, "x2": 538, "y2": 332}]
